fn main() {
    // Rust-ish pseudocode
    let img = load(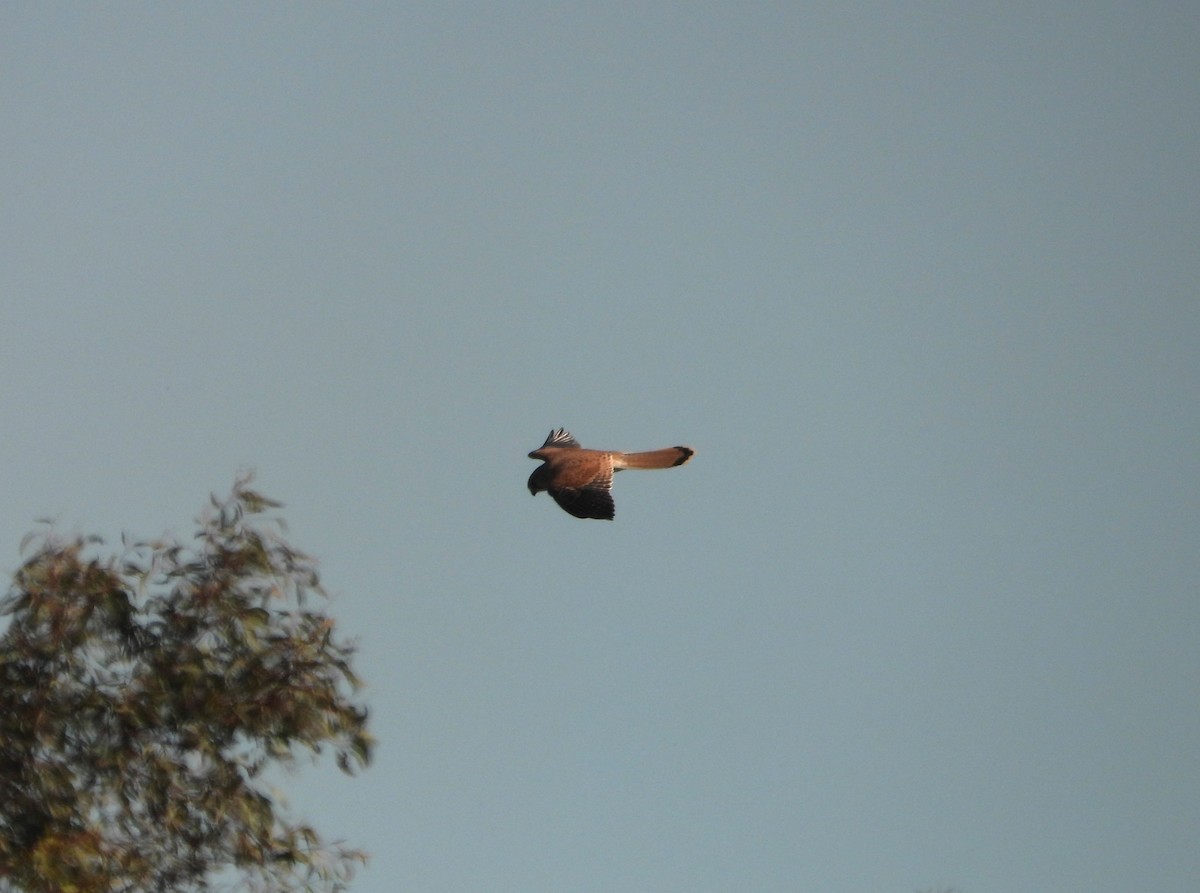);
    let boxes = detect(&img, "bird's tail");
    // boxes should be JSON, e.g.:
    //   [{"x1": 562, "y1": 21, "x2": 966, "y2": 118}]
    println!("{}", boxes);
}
[{"x1": 614, "y1": 446, "x2": 695, "y2": 470}]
